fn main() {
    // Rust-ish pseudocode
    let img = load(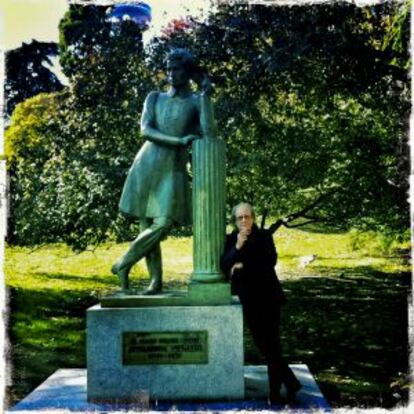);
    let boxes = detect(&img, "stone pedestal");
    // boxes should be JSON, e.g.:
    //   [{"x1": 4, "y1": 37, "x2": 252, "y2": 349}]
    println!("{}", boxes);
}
[{"x1": 87, "y1": 303, "x2": 244, "y2": 402}]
